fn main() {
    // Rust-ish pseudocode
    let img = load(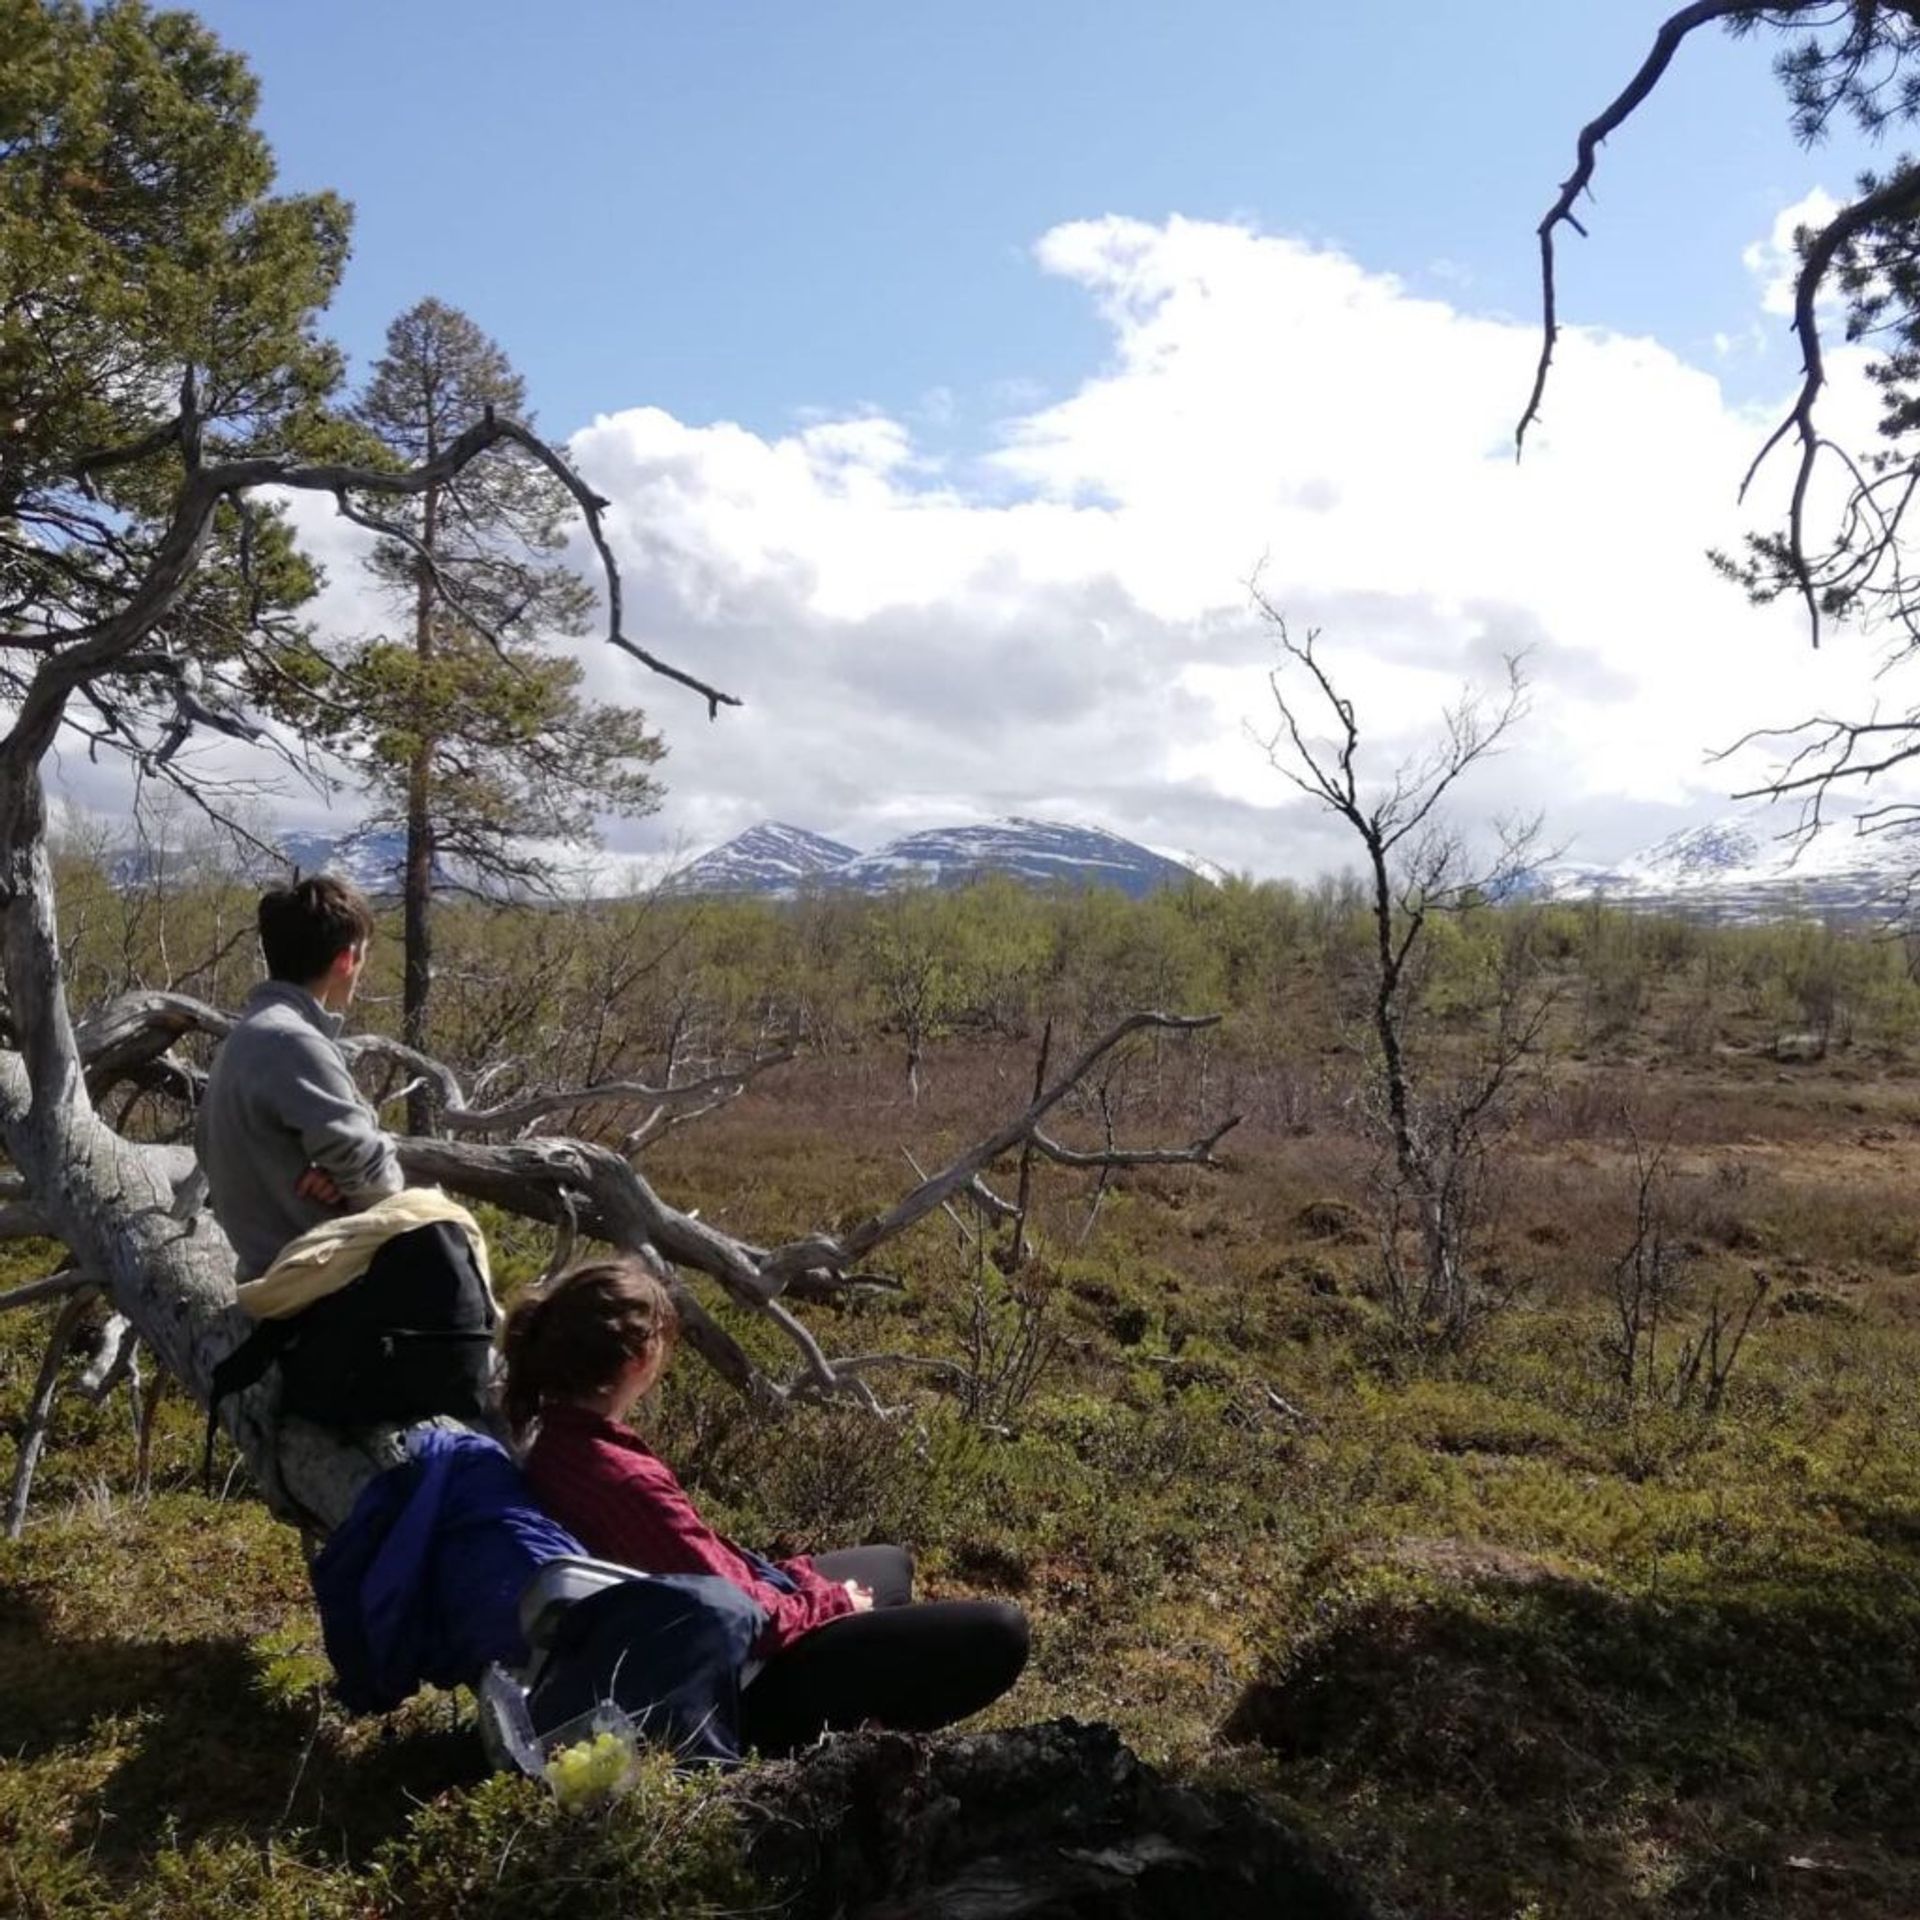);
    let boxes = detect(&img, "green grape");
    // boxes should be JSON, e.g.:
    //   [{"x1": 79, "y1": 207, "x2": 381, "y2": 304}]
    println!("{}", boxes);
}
[{"x1": 546, "y1": 1730, "x2": 633, "y2": 1808}]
